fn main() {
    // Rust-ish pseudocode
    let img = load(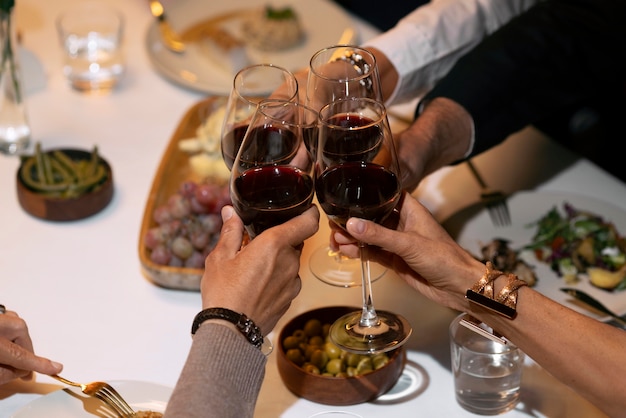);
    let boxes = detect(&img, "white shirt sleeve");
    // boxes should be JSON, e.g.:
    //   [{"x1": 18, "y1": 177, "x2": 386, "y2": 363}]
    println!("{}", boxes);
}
[{"x1": 364, "y1": 0, "x2": 541, "y2": 105}]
